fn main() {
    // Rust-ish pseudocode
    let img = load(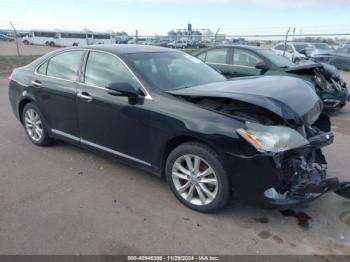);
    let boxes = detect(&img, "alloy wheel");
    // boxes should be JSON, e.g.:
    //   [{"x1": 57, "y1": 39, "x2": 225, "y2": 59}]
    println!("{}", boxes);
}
[
  {"x1": 24, "y1": 108, "x2": 43, "y2": 142},
  {"x1": 172, "y1": 154, "x2": 218, "y2": 206}
]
